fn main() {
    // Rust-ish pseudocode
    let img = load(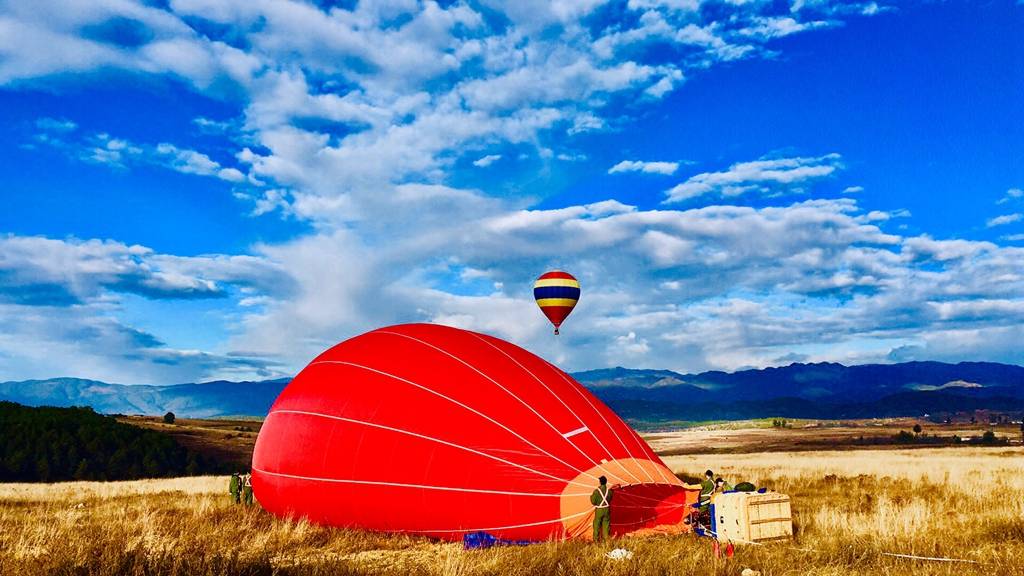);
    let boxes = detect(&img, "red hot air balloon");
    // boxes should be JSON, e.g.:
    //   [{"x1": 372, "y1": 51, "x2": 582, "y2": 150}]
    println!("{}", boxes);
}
[
  {"x1": 534, "y1": 271, "x2": 579, "y2": 335},
  {"x1": 252, "y1": 323, "x2": 698, "y2": 541}
]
